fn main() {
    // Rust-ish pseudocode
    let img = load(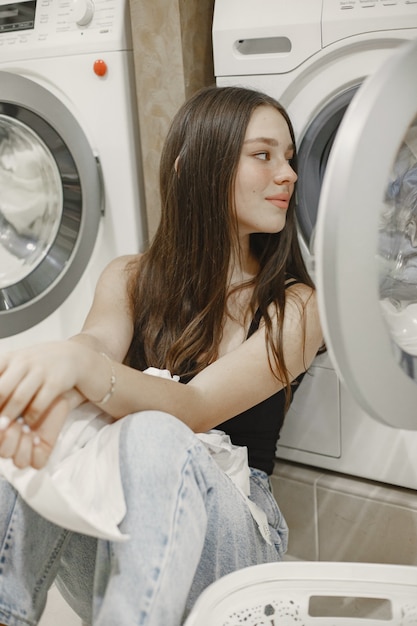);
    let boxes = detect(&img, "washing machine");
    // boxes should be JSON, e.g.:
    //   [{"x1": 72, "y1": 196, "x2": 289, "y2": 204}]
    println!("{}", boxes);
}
[
  {"x1": 213, "y1": 0, "x2": 417, "y2": 489},
  {"x1": 0, "y1": 0, "x2": 147, "y2": 350}
]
